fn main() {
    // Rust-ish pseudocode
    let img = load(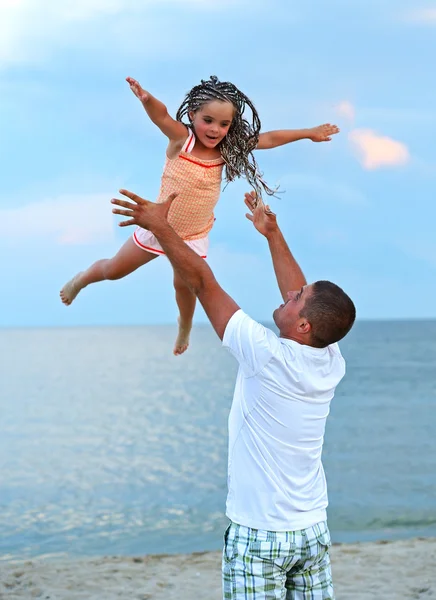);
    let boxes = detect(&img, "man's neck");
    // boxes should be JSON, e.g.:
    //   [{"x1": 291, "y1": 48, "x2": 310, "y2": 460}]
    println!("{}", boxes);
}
[{"x1": 279, "y1": 332, "x2": 314, "y2": 346}]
